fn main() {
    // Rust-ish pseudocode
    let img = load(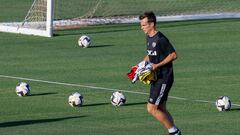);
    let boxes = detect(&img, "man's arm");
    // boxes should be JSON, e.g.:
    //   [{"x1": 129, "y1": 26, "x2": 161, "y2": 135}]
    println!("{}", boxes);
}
[
  {"x1": 152, "y1": 51, "x2": 177, "y2": 70},
  {"x1": 143, "y1": 55, "x2": 149, "y2": 62}
]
